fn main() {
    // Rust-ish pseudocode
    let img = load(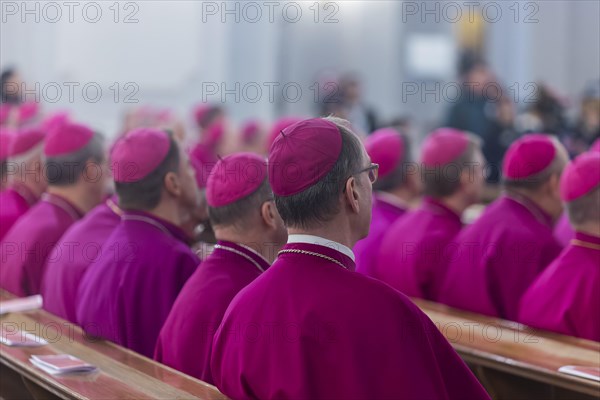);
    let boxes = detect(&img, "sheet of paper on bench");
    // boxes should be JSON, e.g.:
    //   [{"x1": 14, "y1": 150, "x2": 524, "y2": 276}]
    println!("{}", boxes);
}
[
  {"x1": 1, "y1": 327, "x2": 47, "y2": 347},
  {"x1": 30, "y1": 354, "x2": 98, "y2": 375},
  {"x1": 0, "y1": 295, "x2": 43, "y2": 315},
  {"x1": 558, "y1": 366, "x2": 600, "y2": 382}
]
